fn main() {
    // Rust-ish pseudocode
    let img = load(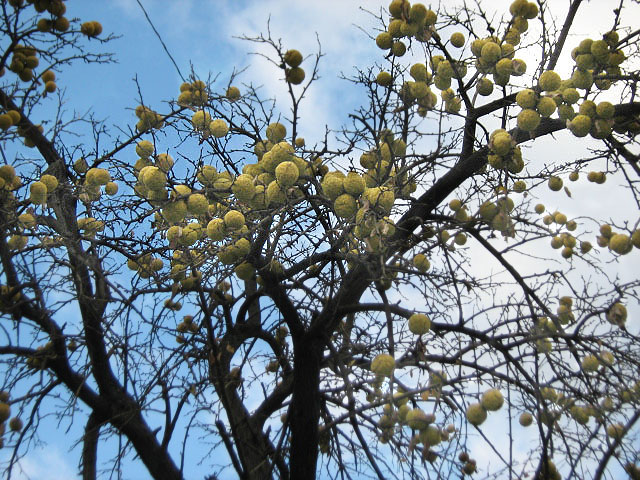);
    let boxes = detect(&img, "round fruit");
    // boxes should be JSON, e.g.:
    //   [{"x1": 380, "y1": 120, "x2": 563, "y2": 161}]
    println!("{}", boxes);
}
[
  {"x1": 519, "y1": 412, "x2": 533, "y2": 427},
  {"x1": 548, "y1": 176, "x2": 563, "y2": 191},
  {"x1": 286, "y1": 67, "x2": 305, "y2": 84},
  {"x1": 517, "y1": 109, "x2": 541, "y2": 131},
  {"x1": 221, "y1": 210, "x2": 245, "y2": 232},
  {"x1": 539, "y1": 70, "x2": 561, "y2": 91},
  {"x1": 284, "y1": 49, "x2": 303, "y2": 67},
  {"x1": 408, "y1": 313, "x2": 431, "y2": 335},
  {"x1": 450, "y1": 32, "x2": 465, "y2": 48},
  {"x1": 465, "y1": 403, "x2": 487, "y2": 426},
  {"x1": 275, "y1": 161, "x2": 299, "y2": 187},
  {"x1": 371, "y1": 353, "x2": 395, "y2": 377},
  {"x1": 333, "y1": 194, "x2": 358, "y2": 219},
  {"x1": 481, "y1": 388, "x2": 504, "y2": 411}
]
